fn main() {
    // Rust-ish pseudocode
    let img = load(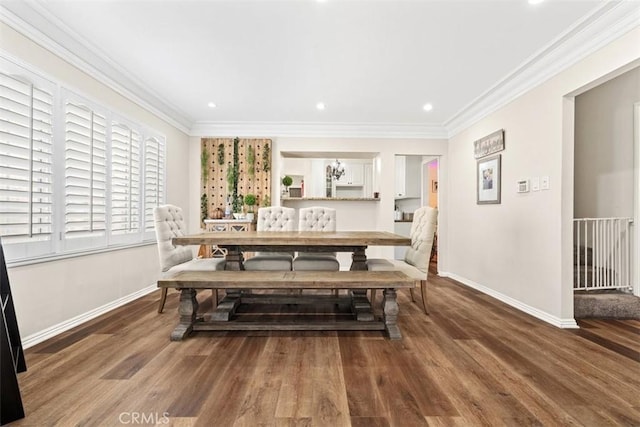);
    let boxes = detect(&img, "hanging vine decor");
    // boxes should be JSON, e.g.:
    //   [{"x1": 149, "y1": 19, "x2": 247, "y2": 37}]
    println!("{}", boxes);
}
[
  {"x1": 201, "y1": 148, "x2": 210, "y2": 182},
  {"x1": 200, "y1": 193, "x2": 208, "y2": 223},
  {"x1": 231, "y1": 137, "x2": 242, "y2": 213},
  {"x1": 217, "y1": 143, "x2": 225, "y2": 165},
  {"x1": 262, "y1": 143, "x2": 271, "y2": 172},
  {"x1": 247, "y1": 145, "x2": 255, "y2": 178},
  {"x1": 200, "y1": 137, "x2": 272, "y2": 222}
]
